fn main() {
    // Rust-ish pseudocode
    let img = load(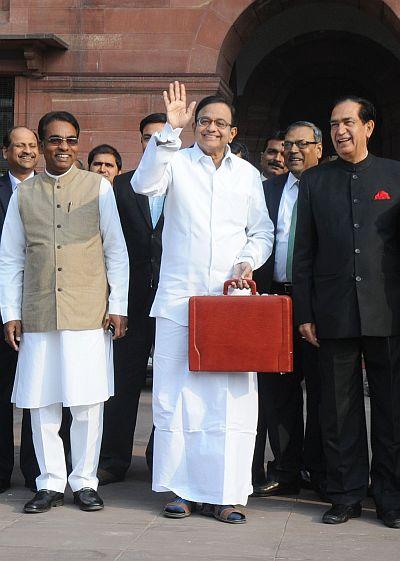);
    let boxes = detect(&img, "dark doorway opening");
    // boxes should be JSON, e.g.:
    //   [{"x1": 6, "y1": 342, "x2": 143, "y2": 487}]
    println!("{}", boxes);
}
[{"x1": 231, "y1": 30, "x2": 400, "y2": 164}]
